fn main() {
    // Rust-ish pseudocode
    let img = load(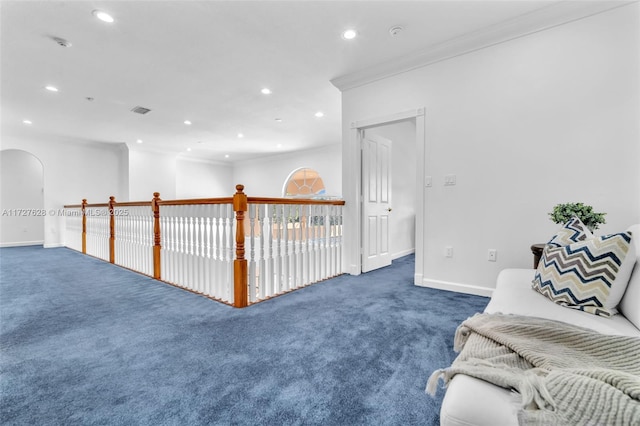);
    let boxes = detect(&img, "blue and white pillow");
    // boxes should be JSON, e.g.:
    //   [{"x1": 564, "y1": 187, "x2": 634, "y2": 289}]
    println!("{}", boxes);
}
[
  {"x1": 546, "y1": 216, "x2": 593, "y2": 248},
  {"x1": 532, "y1": 232, "x2": 635, "y2": 317}
]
